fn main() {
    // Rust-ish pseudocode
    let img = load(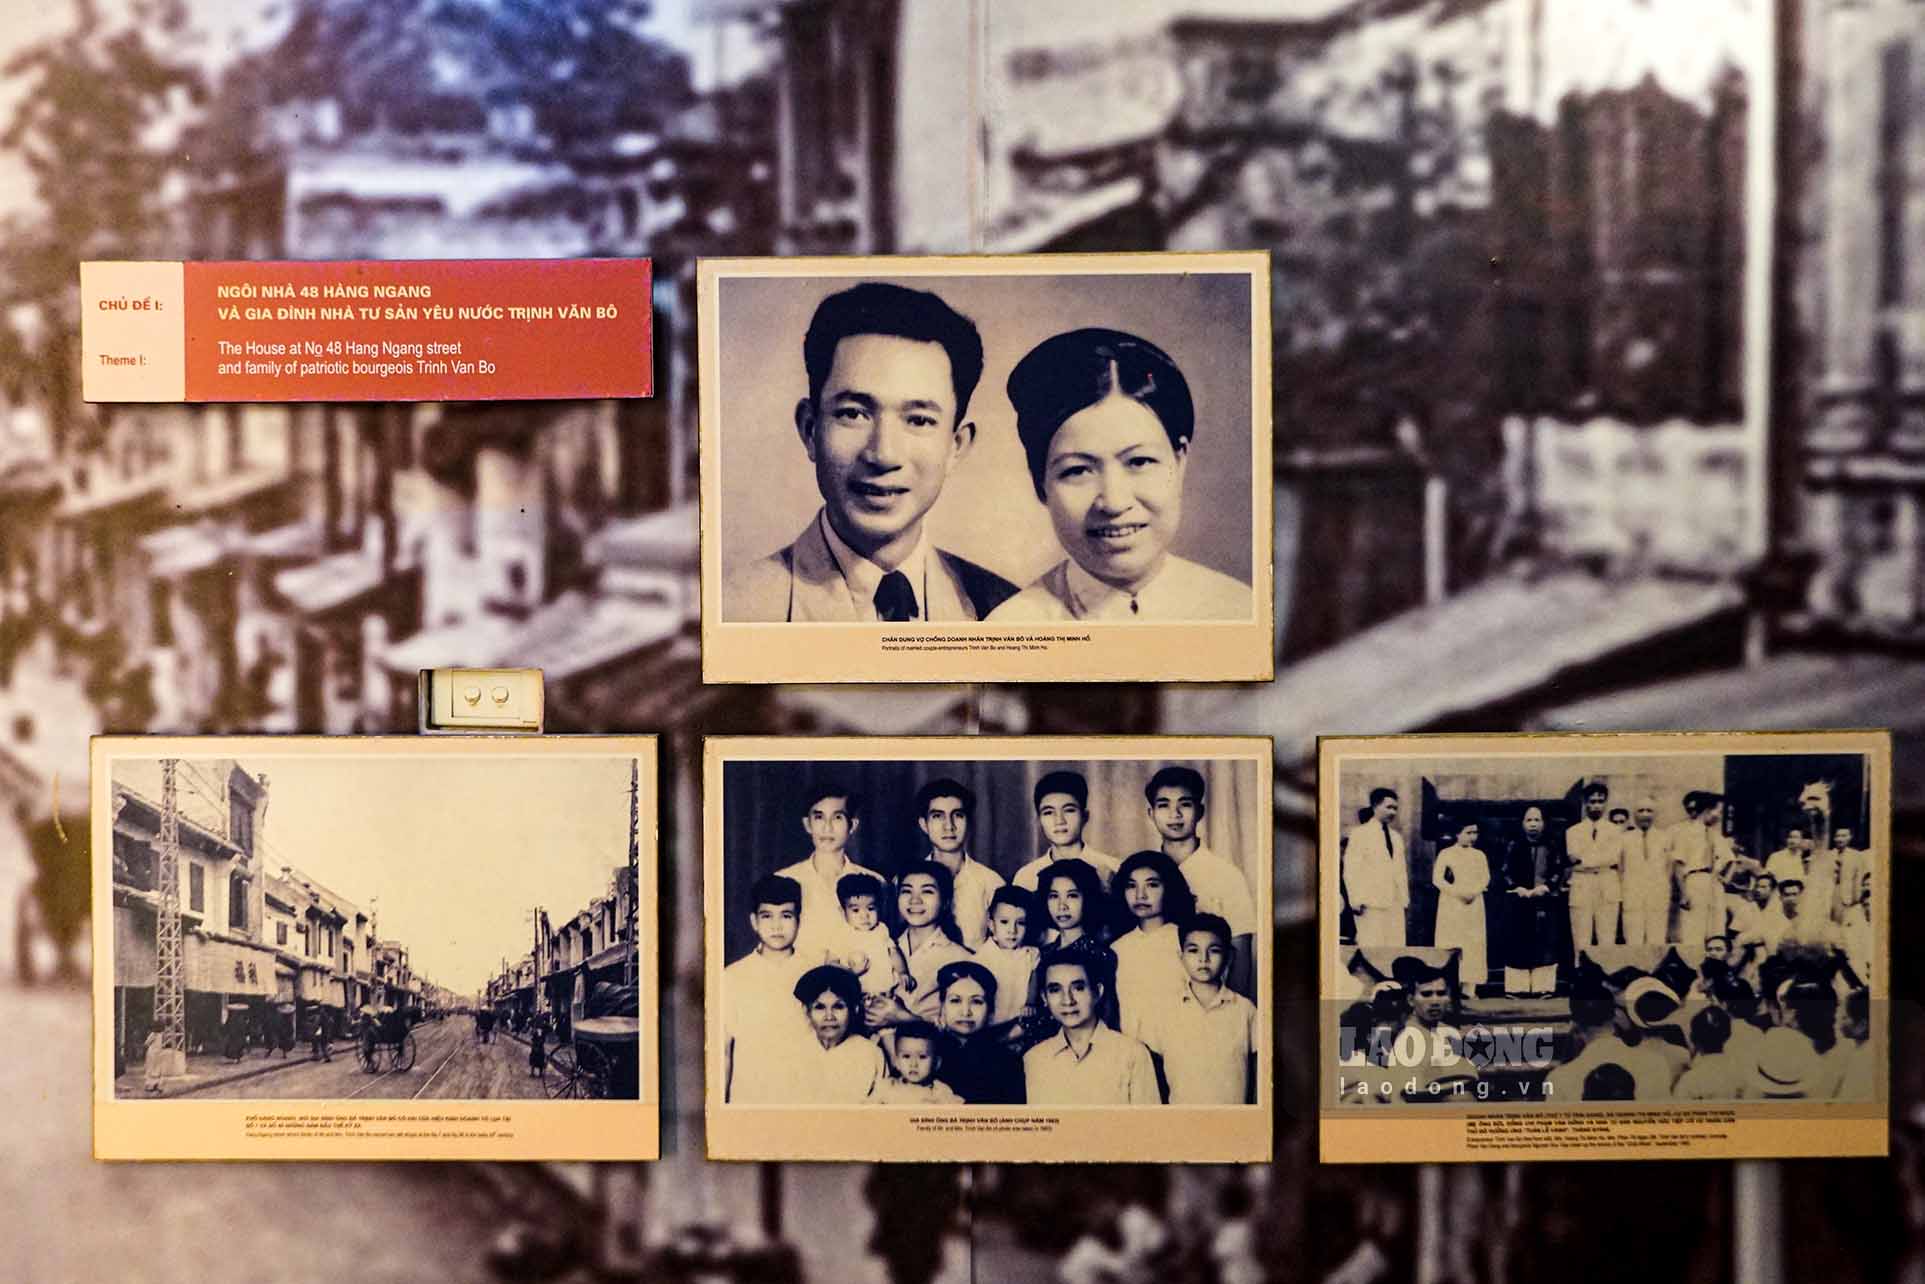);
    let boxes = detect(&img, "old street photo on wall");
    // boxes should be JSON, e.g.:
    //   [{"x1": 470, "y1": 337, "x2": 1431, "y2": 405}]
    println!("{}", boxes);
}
[{"x1": 92, "y1": 736, "x2": 659, "y2": 1162}]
